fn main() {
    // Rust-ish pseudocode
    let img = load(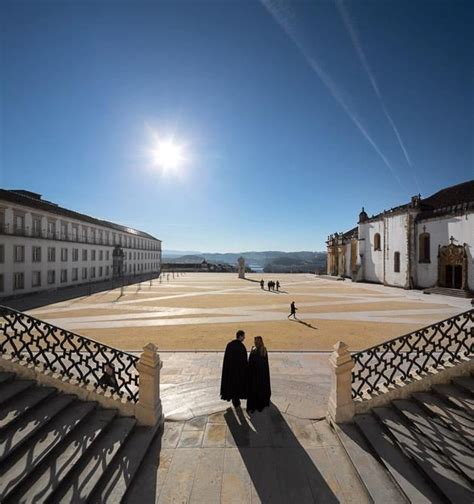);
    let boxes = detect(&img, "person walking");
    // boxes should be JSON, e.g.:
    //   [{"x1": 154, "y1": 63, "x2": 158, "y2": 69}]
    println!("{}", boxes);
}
[
  {"x1": 247, "y1": 336, "x2": 271, "y2": 413},
  {"x1": 276, "y1": 280, "x2": 280, "y2": 291},
  {"x1": 288, "y1": 301, "x2": 297, "y2": 319},
  {"x1": 220, "y1": 330, "x2": 248, "y2": 408},
  {"x1": 260, "y1": 279, "x2": 264, "y2": 289}
]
